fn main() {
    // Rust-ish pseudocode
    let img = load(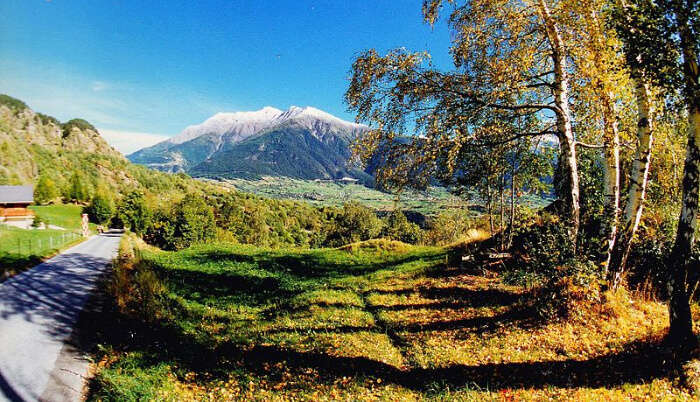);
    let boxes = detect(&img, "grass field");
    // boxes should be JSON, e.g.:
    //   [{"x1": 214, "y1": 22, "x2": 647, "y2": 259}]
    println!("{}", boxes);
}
[
  {"x1": 87, "y1": 239, "x2": 698, "y2": 400},
  {"x1": 30, "y1": 203, "x2": 87, "y2": 230},
  {"x1": 0, "y1": 204, "x2": 87, "y2": 279},
  {"x1": 0, "y1": 224, "x2": 82, "y2": 279}
]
